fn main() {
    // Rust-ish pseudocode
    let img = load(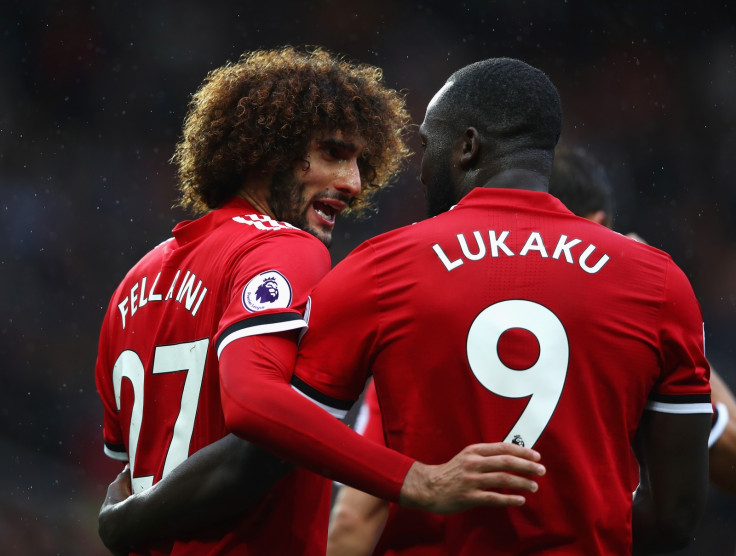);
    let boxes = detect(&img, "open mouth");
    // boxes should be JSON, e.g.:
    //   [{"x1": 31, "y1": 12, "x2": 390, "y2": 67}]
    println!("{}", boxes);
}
[{"x1": 313, "y1": 201, "x2": 339, "y2": 225}]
